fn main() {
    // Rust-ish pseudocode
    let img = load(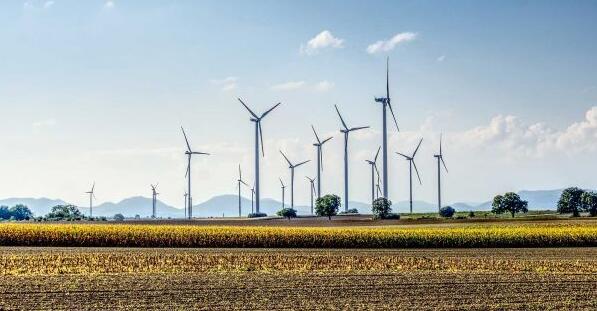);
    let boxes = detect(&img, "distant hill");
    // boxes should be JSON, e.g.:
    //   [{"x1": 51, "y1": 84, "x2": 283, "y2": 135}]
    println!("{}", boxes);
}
[
  {"x1": 0, "y1": 198, "x2": 68, "y2": 216},
  {"x1": 88, "y1": 196, "x2": 184, "y2": 218}
]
